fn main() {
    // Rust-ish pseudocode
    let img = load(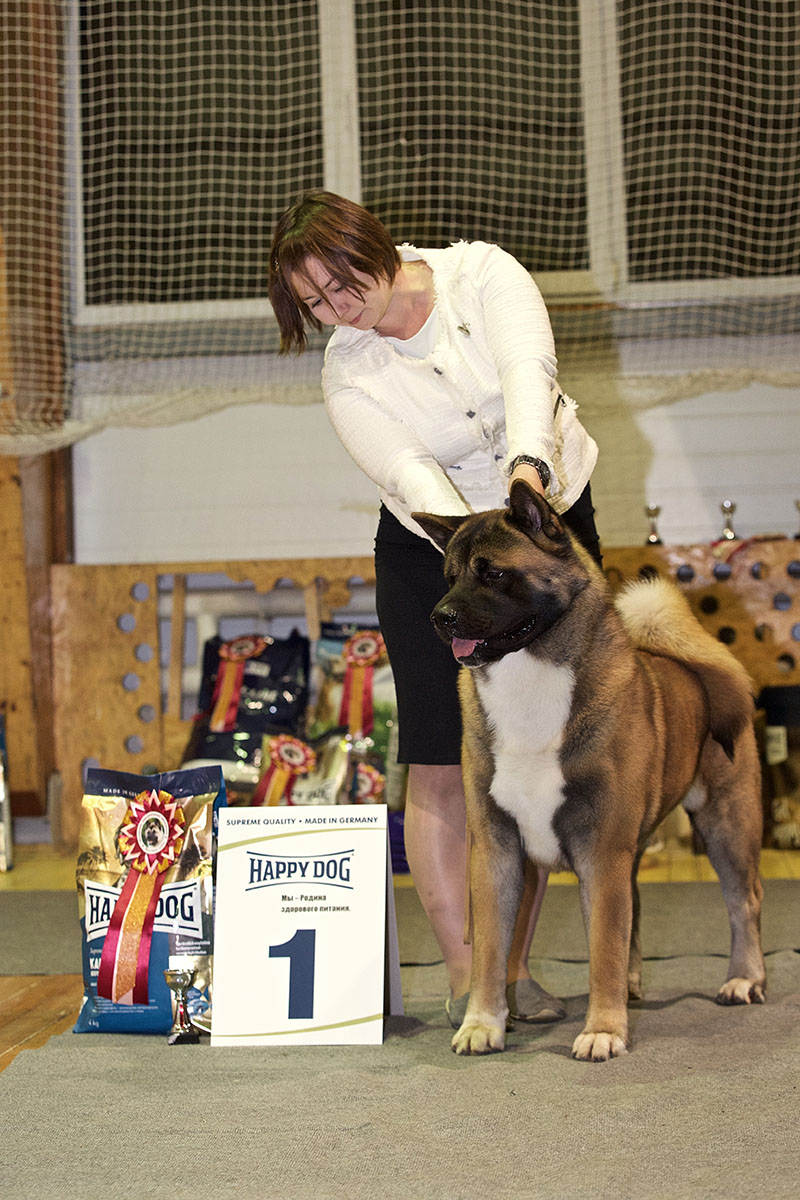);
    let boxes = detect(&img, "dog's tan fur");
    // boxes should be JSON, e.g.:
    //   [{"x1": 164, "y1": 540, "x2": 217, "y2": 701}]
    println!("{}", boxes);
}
[{"x1": 414, "y1": 482, "x2": 766, "y2": 1060}]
